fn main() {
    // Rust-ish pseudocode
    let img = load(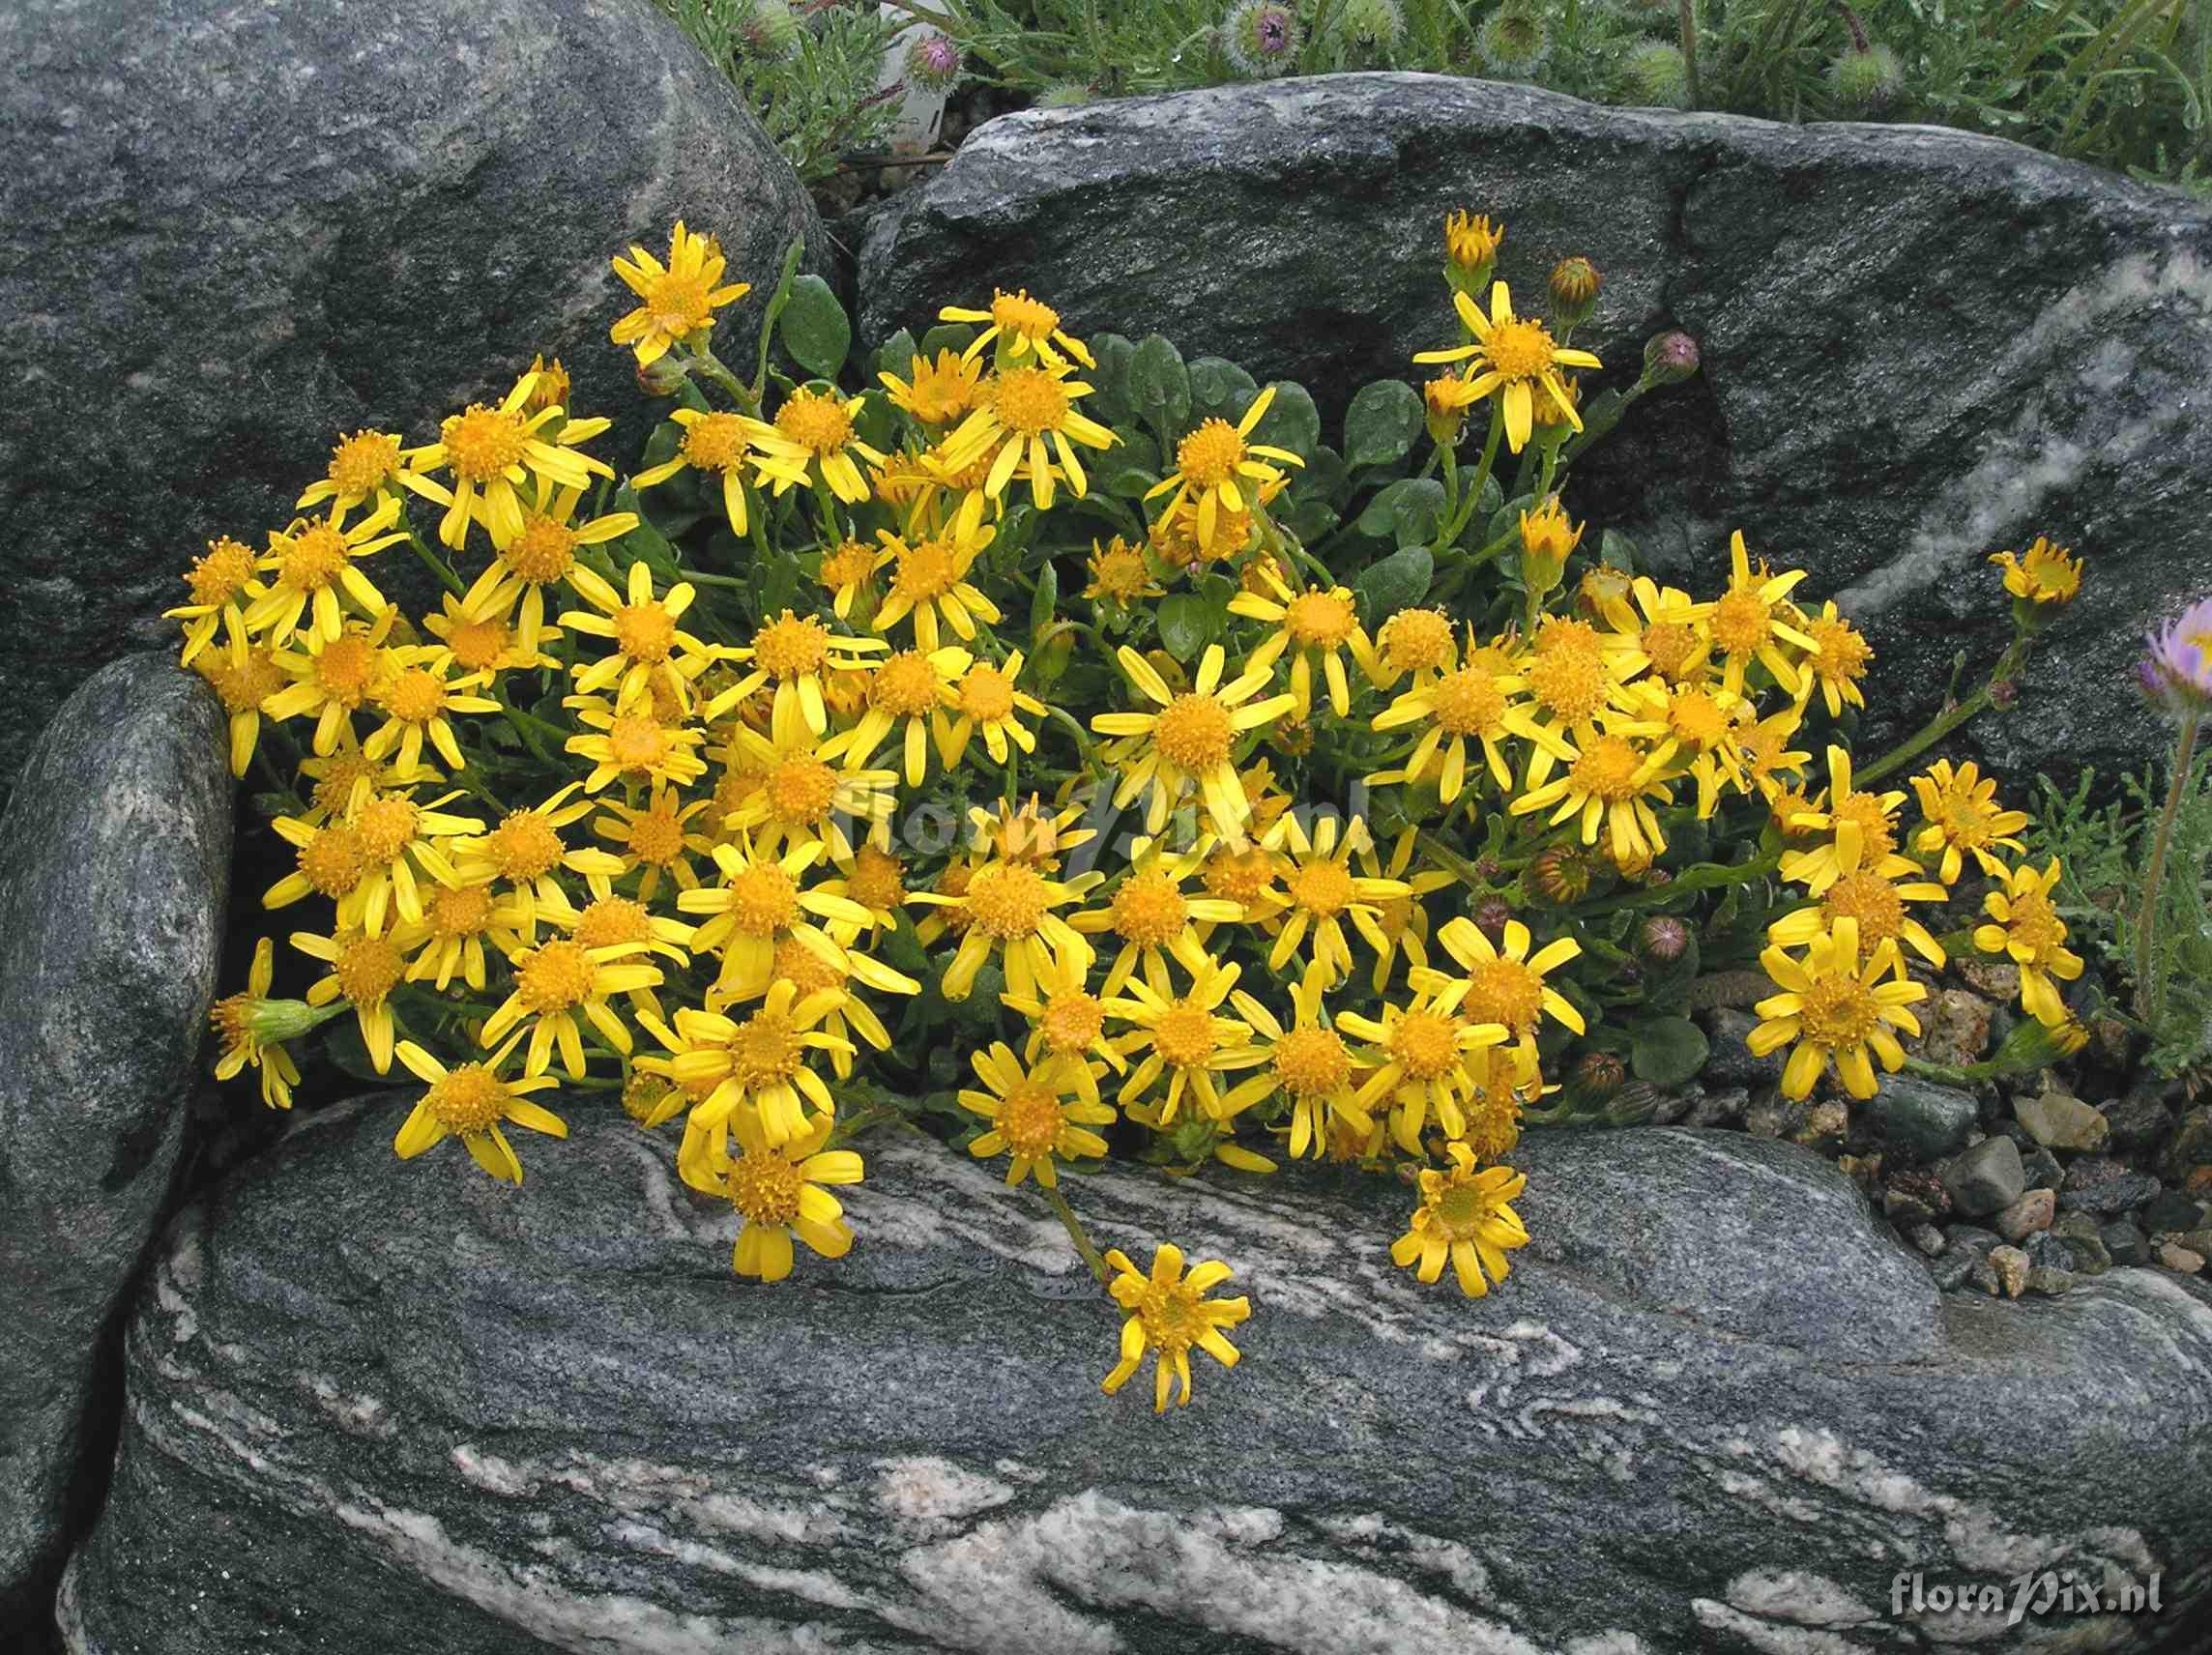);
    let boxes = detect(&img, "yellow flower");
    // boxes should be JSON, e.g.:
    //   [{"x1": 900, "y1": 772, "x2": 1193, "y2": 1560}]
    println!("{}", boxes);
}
[
  {"x1": 1434, "y1": 916, "x2": 1585, "y2": 1059},
  {"x1": 1422, "y1": 371, "x2": 1485, "y2": 448},
  {"x1": 935, "y1": 651, "x2": 1047, "y2": 770},
  {"x1": 678, "y1": 834, "x2": 898, "y2": 1004},
  {"x1": 480, "y1": 930, "x2": 665, "y2": 1080},
  {"x1": 362, "y1": 649, "x2": 502, "y2": 773},
  {"x1": 1001, "y1": 949, "x2": 1126, "y2": 1104},
  {"x1": 609, "y1": 220, "x2": 752, "y2": 367},
  {"x1": 402, "y1": 872, "x2": 526, "y2": 994},
  {"x1": 867, "y1": 490, "x2": 1004, "y2": 650},
  {"x1": 1353, "y1": 828, "x2": 1453, "y2": 992},
  {"x1": 913, "y1": 853, "x2": 1100, "y2": 1002},
  {"x1": 716, "y1": 711, "x2": 898, "y2": 864},
  {"x1": 561, "y1": 694, "x2": 711, "y2": 794},
  {"x1": 1091, "y1": 644, "x2": 1295, "y2": 844},
  {"x1": 960, "y1": 1042, "x2": 1115, "y2": 1189},
  {"x1": 559, "y1": 559, "x2": 718, "y2": 715},
  {"x1": 769, "y1": 935, "x2": 891, "y2": 1081},
  {"x1": 968, "y1": 794, "x2": 1096, "y2": 870},
  {"x1": 679, "y1": 1109, "x2": 862, "y2": 1283},
  {"x1": 1586, "y1": 574, "x2": 1715, "y2": 686},
  {"x1": 1231, "y1": 568, "x2": 1377, "y2": 719},
  {"x1": 631, "y1": 407, "x2": 789, "y2": 537},
  {"x1": 1442, "y1": 210, "x2": 1504, "y2": 277},
  {"x1": 448, "y1": 782, "x2": 627, "y2": 941},
  {"x1": 259, "y1": 613, "x2": 400, "y2": 758},
  {"x1": 1509, "y1": 714, "x2": 1679, "y2": 867},
  {"x1": 1144, "y1": 385, "x2": 1305, "y2": 558},
  {"x1": 458, "y1": 479, "x2": 638, "y2": 656},
  {"x1": 839, "y1": 645, "x2": 968, "y2": 786},
  {"x1": 1221, "y1": 964, "x2": 1375, "y2": 1160},
  {"x1": 1909, "y1": 759, "x2": 2029, "y2": 884},
  {"x1": 712, "y1": 607, "x2": 891, "y2": 739},
  {"x1": 814, "y1": 841, "x2": 913, "y2": 939},
  {"x1": 1412, "y1": 281, "x2": 1601, "y2": 451},
  {"x1": 1516, "y1": 495, "x2": 1584, "y2": 595},
  {"x1": 296, "y1": 428, "x2": 450, "y2": 515},
  {"x1": 334, "y1": 786, "x2": 482, "y2": 939},
  {"x1": 1069, "y1": 836, "x2": 1239, "y2": 998},
  {"x1": 940, "y1": 287, "x2": 1095, "y2": 370},
  {"x1": 879, "y1": 347, "x2": 987, "y2": 425},
  {"x1": 1974, "y1": 858, "x2": 2085, "y2": 1027},
  {"x1": 208, "y1": 939, "x2": 308, "y2": 1110},
  {"x1": 245, "y1": 499, "x2": 407, "y2": 646},
  {"x1": 1750, "y1": 916, "x2": 1927, "y2": 1098},
  {"x1": 1630, "y1": 679, "x2": 1747, "y2": 819},
  {"x1": 643, "y1": 978, "x2": 851, "y2": 1164},
  {"x1": 1107, "y1": 956, "x2": 1262, "y2": 1126},
  {"x1": 1768, "y1": 831, "x2": 1951, "y2": 969},
  {"x1": 1085, "y1": 536, "x2": 1164, "y2": 608},
  {"x1": 1705, "y1": 531, "x2": 1815, "y2": 698},
  {"x1": 291, "y1": 922, "x2": 425, "y2": 1074},
  {"x1": 166, "y1": 536, "x2": 266, "y2": 669},
  {"x1": 1989, "y1": 536, "x2": 2081, "y2": 605},
  {"x1": 1251, "y1": 813, "x2": 1410, "y2": 988},
  {"x1": 1369, "y1": 606, "x2": 1458, "y2": 688},
  {"x1": 753, "y1": 386, "x2": 888, "y2": 506},
  {"x1": 816, "y1": 537, "x2": 882, "y2": 623},
  {"x1": 1099, "y1": 1243, "x2": 1250, "y2": 1413},
  {"x1": 407, "y1": 368, "x2": 615, "y2": 551},
  {"x1": 421, "y1": 582, "x2": 560, "y2": 683},
  {"x1": 1791, "y1": 599, "x2": 1874, "y2": 717},
  {"x1": 392, "y1": 1035, "x2": 567, "y2": 1184},
  {"x1": 937, "y1": 359, "x2": 1119, "y2": 510},
  {"x1": 1336, "y1": 987, "x2": 1515, "y2": 1154},
  {"x1": 1517, "y1": 615, "x2": 1642, "y2": 749},
  {"x1": 1389, "y1": 1146, "x2": 1528, "y2": 1297},
  {"x1": 1369, "y1": 642, "x2": 1549, "y2": 804},
  {"x1": 1779, "y1": 746, "x2": 1908, "y2": 896}
]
